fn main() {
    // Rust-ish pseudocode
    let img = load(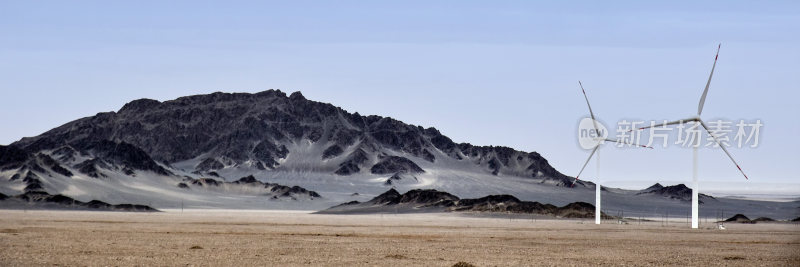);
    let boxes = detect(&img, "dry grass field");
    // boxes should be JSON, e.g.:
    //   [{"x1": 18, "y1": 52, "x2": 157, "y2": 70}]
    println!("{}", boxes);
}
[{"x1": 0, "y1": 209, "x2": 798, "y2": 266}]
